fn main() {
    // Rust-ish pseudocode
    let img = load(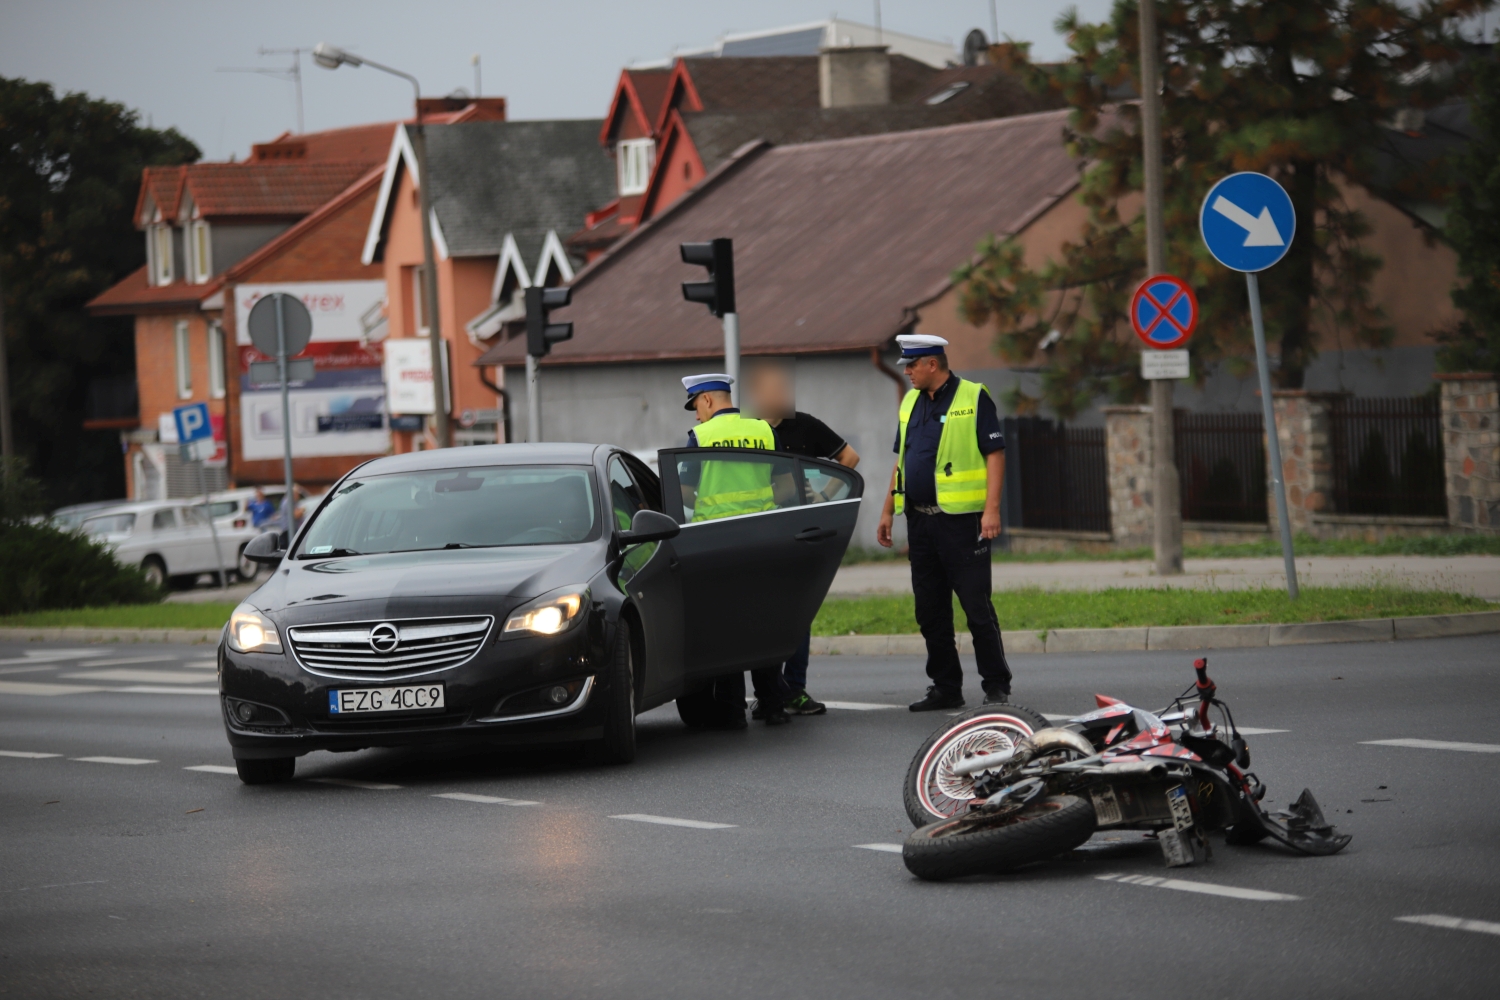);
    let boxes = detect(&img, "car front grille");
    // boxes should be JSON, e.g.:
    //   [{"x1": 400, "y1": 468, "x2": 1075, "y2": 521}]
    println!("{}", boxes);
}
[{"x1": 286, "y1": 616, "x2": 493, "y2": 678}]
